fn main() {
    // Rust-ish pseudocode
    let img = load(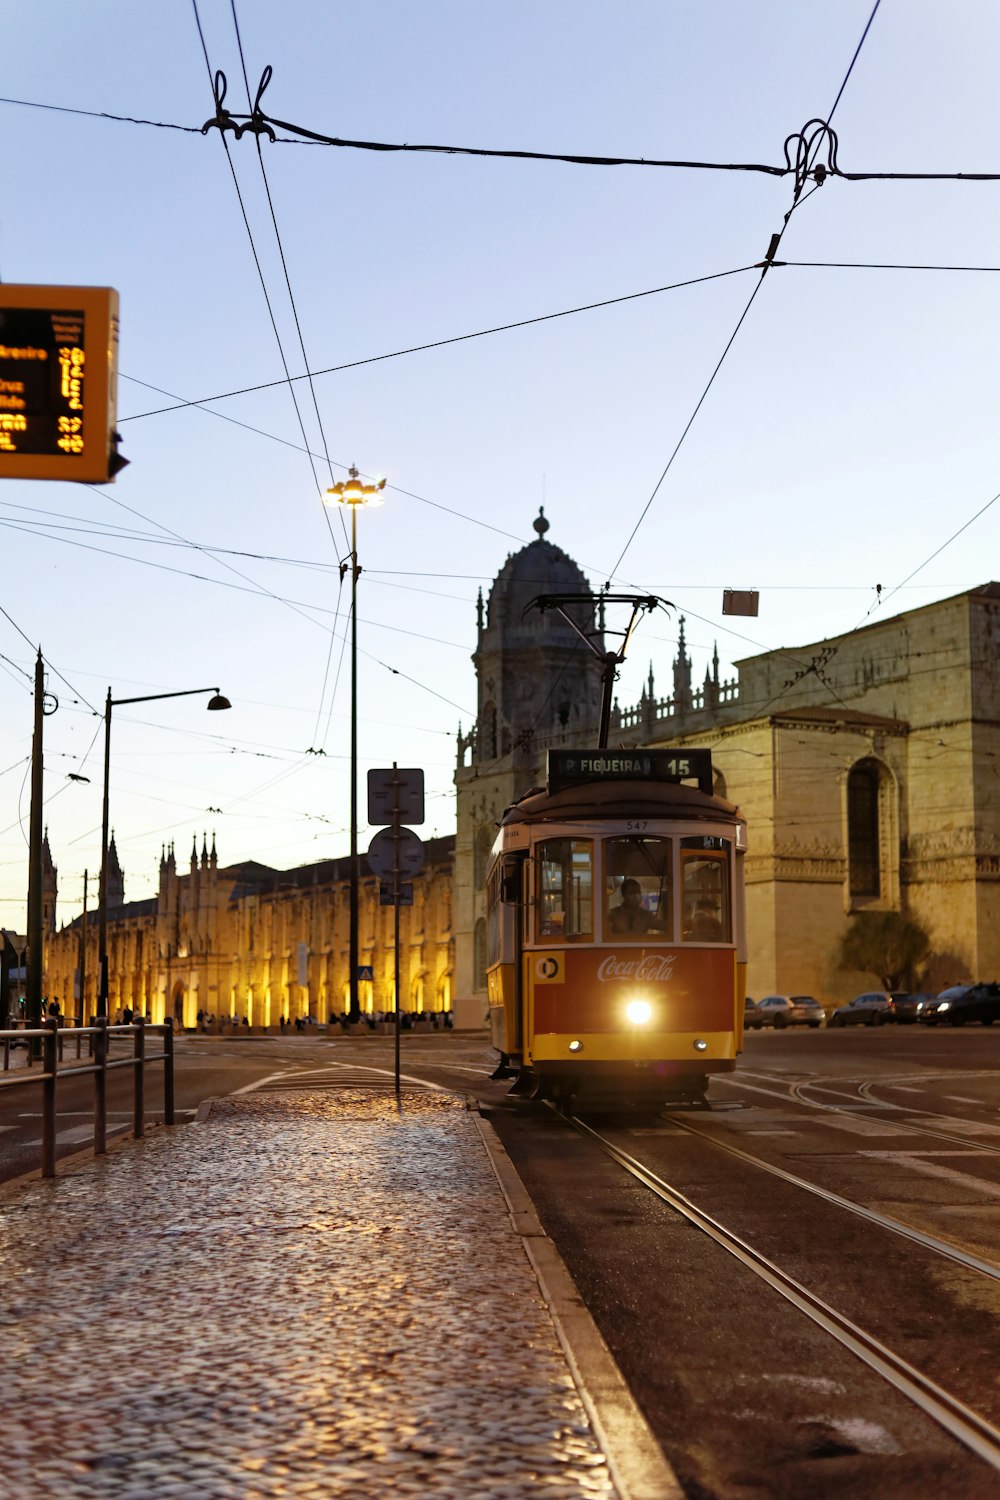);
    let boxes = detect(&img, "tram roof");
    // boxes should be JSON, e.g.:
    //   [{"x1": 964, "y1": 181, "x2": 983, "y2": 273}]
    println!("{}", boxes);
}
[{"x1": 500, "y1": 779, "x2": 740, "y2": 826}]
